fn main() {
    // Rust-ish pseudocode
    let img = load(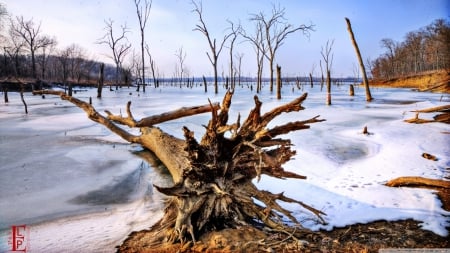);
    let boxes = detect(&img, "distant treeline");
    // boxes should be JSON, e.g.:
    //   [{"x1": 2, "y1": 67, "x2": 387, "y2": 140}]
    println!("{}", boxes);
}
[
  {"x1": 0, "y1": 53, "x2": 121, "y2": 85},
  {"x1": 370, "y1": 19, "x2": 449, "y2": 80}
]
